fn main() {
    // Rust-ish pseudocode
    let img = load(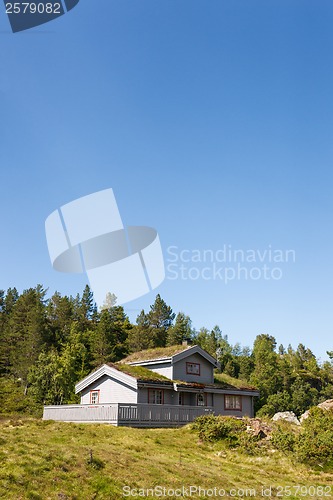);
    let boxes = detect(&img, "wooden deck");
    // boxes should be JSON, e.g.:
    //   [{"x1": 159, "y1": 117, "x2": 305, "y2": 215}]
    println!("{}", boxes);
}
[{"x1": 43, "y1": 403, "x2": 213, "y2": 427}]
